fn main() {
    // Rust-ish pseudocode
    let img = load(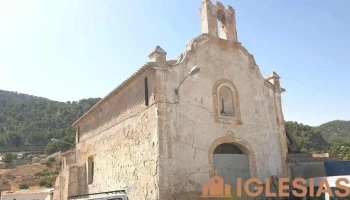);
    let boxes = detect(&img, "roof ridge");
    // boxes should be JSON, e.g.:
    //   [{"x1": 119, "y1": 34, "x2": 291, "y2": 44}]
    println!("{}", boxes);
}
[{"x1": 72, "y1": 62, "x2": 156, "y2": 127}]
